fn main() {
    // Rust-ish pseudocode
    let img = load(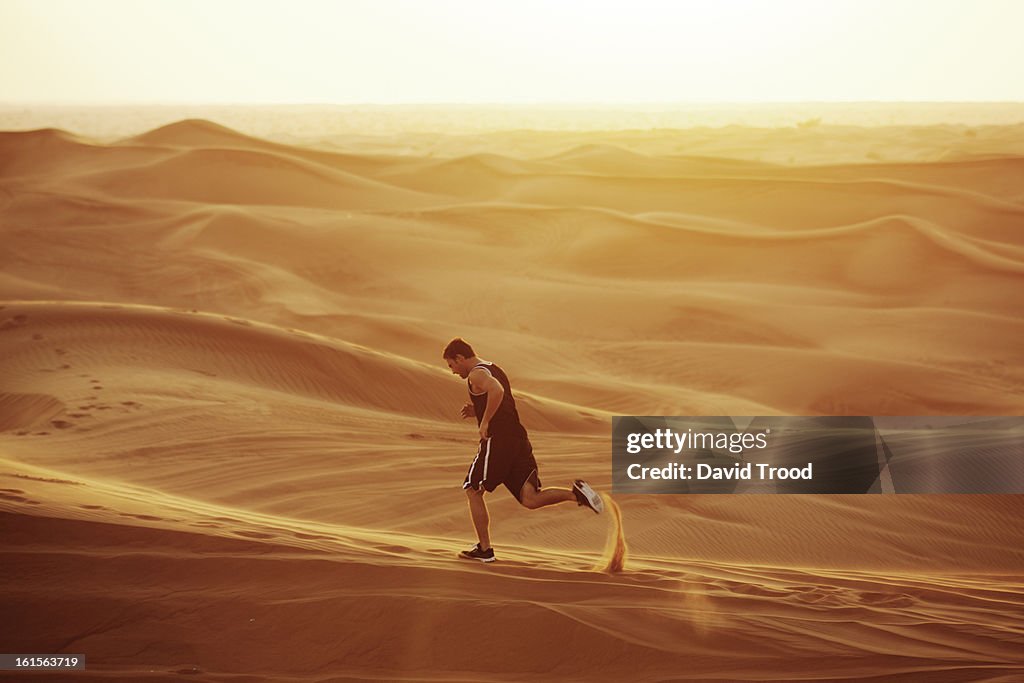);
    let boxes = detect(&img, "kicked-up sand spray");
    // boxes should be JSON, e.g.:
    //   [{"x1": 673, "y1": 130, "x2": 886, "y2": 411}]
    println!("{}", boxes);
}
[{"x1": 598, "y1": 495, "x2": 627, "y2": 573}]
